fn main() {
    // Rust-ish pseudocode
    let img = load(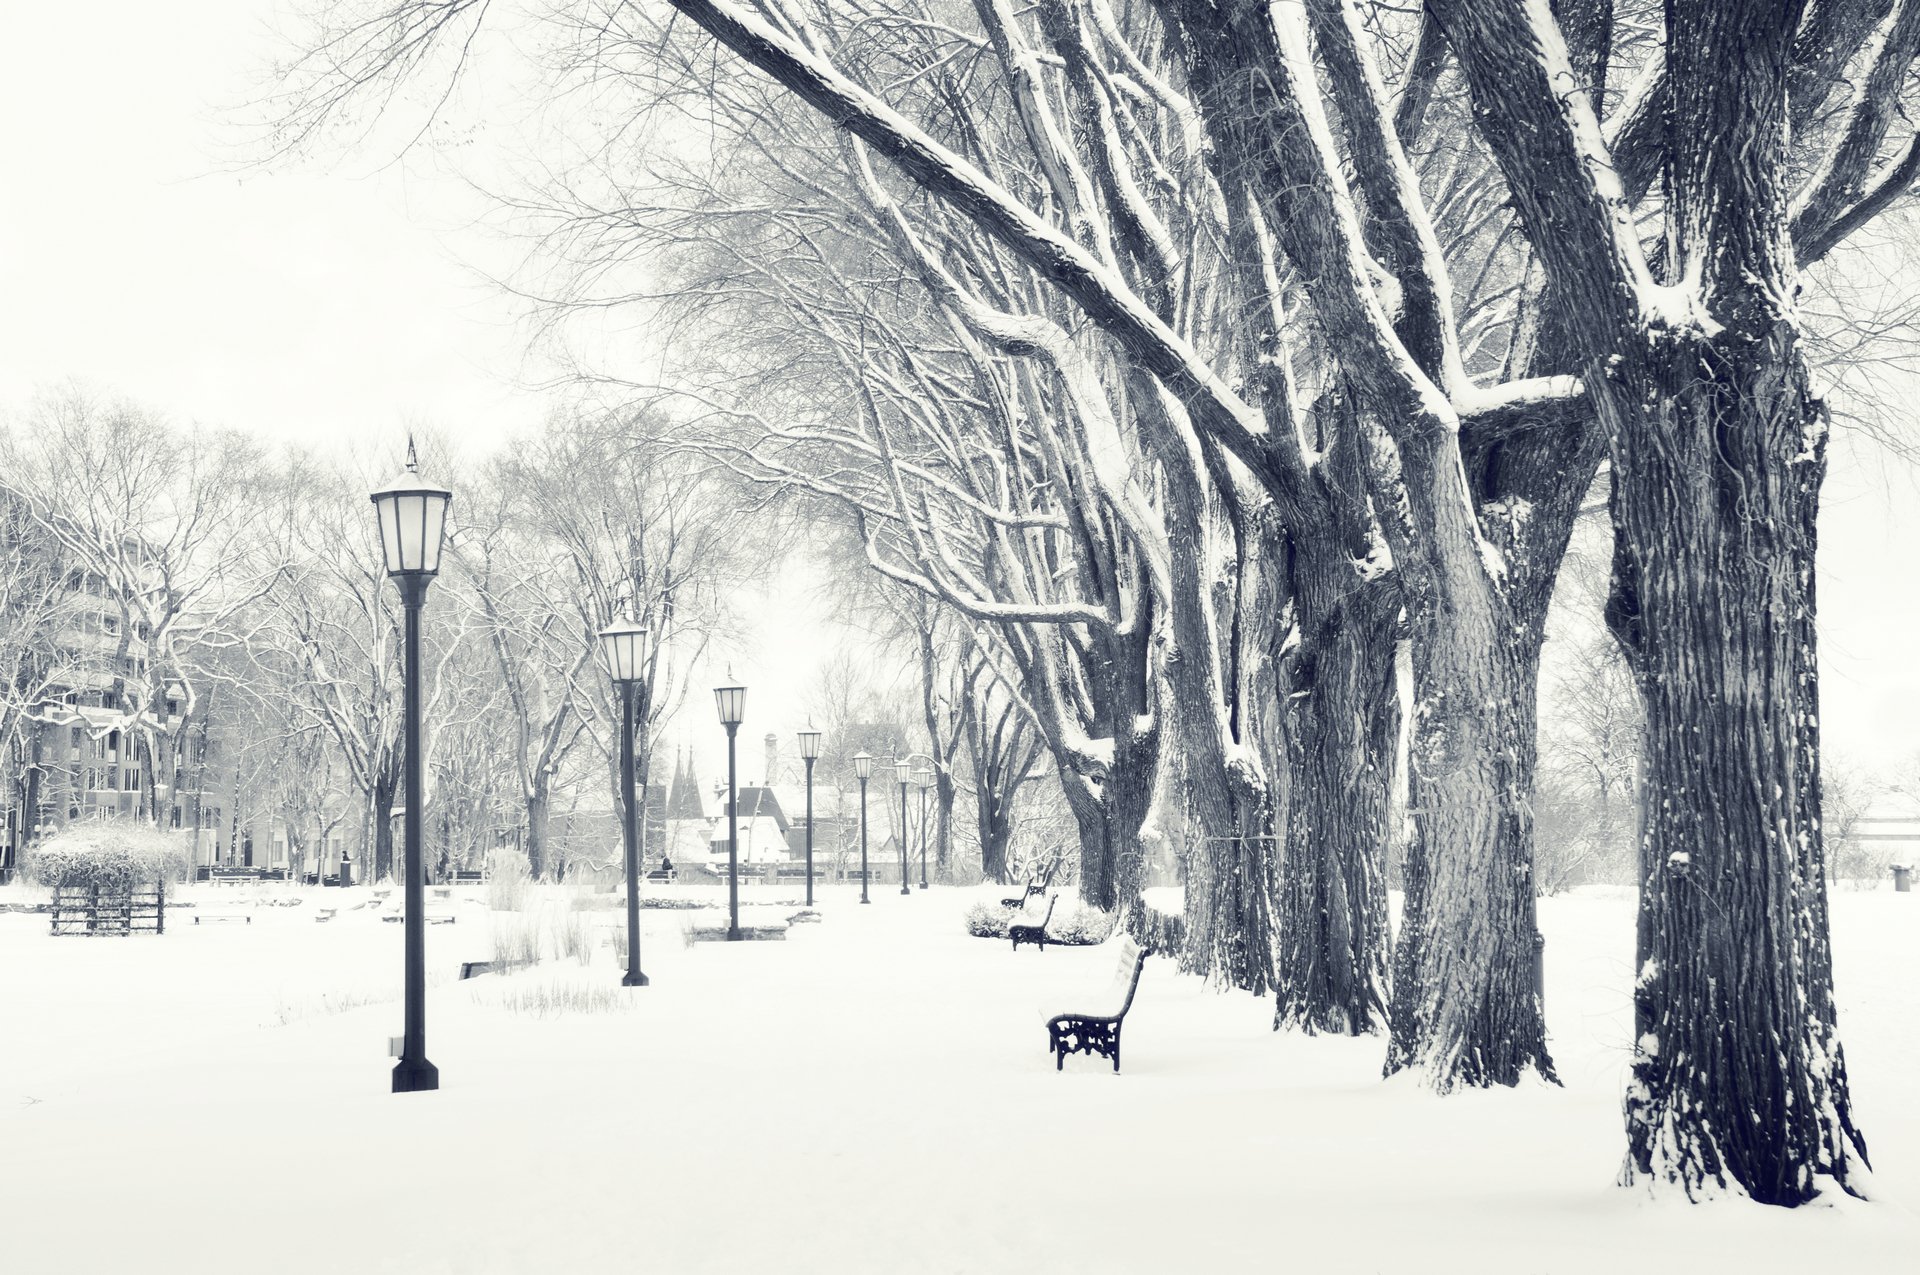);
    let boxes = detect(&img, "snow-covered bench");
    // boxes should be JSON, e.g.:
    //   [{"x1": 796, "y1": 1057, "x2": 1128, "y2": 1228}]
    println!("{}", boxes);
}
[
  {"x1": 1000, "y1": 882, "x2": 1045, "y2": 909},
  {"x1": 193, "y1": 909, "x2": 252, "y2": 925},
  {"x1": 1009, "y1": 895, "x2": 1057, "y2": 951},
  {"x1": 1046, "y1": 937, "x2": 1148, "y2": 1073}
]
